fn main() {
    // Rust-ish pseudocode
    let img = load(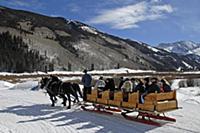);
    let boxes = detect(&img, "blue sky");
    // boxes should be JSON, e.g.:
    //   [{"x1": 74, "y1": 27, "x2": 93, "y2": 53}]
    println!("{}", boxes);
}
[{"x1": 0, "y1": 0, "x2": 200, "y2": 46}]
